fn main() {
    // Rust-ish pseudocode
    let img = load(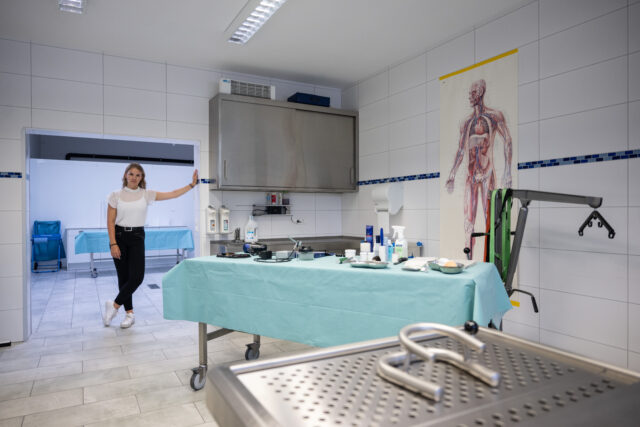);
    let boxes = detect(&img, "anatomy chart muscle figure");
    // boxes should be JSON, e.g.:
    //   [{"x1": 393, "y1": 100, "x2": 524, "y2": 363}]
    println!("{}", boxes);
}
[{"x1": 445, "y1": 79, "x2": 513, "y2": 252}]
